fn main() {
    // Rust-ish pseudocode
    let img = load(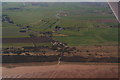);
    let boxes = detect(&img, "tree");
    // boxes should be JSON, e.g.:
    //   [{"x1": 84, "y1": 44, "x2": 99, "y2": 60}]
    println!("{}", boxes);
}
[{"x1": 51, "y1": 41, "x2": 77, "y2": 64}]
